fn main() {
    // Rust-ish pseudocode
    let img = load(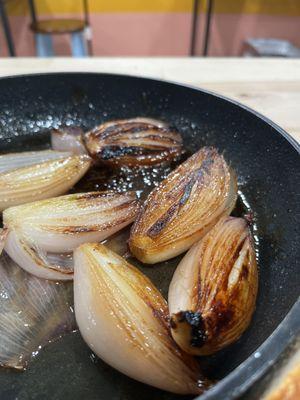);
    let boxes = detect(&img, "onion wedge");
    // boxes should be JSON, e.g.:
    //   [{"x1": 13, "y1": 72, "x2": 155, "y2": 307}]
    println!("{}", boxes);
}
[
  {"x1": 168, "y1": 217, "x2": 258, "y2": 355},
  {"x1": 0, "y1": 149, "x2": 72, "y2": 173},
  {"x1": 0, "y1": 254, "x2": 75, "y2": 370},
  {"x1": 74, "y1": 243, "x2": 206, "y2": 395},
  {"x1": 4, "y1": 230, "x2": 74, "y2": 280},
  {"x1": 3, "y1": 191, "x2": 140, "y2": 280},
  {"x1": 4, "y1": 191, "x2": 140, "y2": 253},
  {"x1": 129, "y1": 147, "x2": 237, "y2": 263},
  {"x1": 84, "y1": 117, "x2": 183, "y2": 167},
  {"x1": 0, "y1": 155, "x2": 91, "y2": 211},
  {"x1": 0, "y1": 228, "x2": 8, "y2": 255},
  {"x1": 51, "y1": 126, "x2": 87, "y2": 155}
]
